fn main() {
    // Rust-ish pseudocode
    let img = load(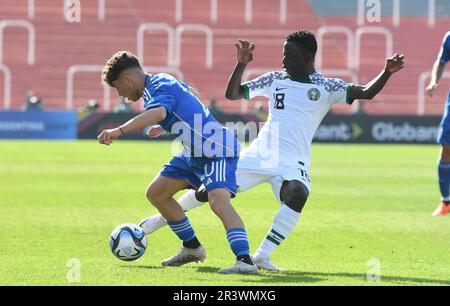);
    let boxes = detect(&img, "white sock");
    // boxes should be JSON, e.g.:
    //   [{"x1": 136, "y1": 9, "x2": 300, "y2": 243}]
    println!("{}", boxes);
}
[
  {"x1": 178, "y1": 189, "x2": 205, "y2": 211},
  {"x1": 254, "y1": 204, "x2": 300, "y2": 259},
  {"x1": 140, "y1": 190, "x2": 205, "y2": 235}
]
